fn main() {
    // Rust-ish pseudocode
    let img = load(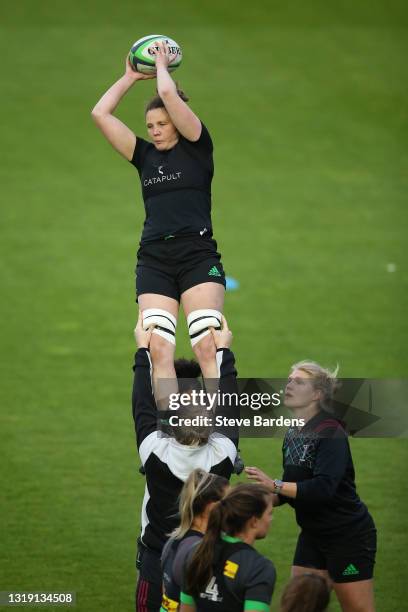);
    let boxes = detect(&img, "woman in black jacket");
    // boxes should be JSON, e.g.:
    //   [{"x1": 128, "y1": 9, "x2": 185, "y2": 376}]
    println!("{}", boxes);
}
[{"x1": 246, "y1": 360, "x2": 376, "y2": 612}]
